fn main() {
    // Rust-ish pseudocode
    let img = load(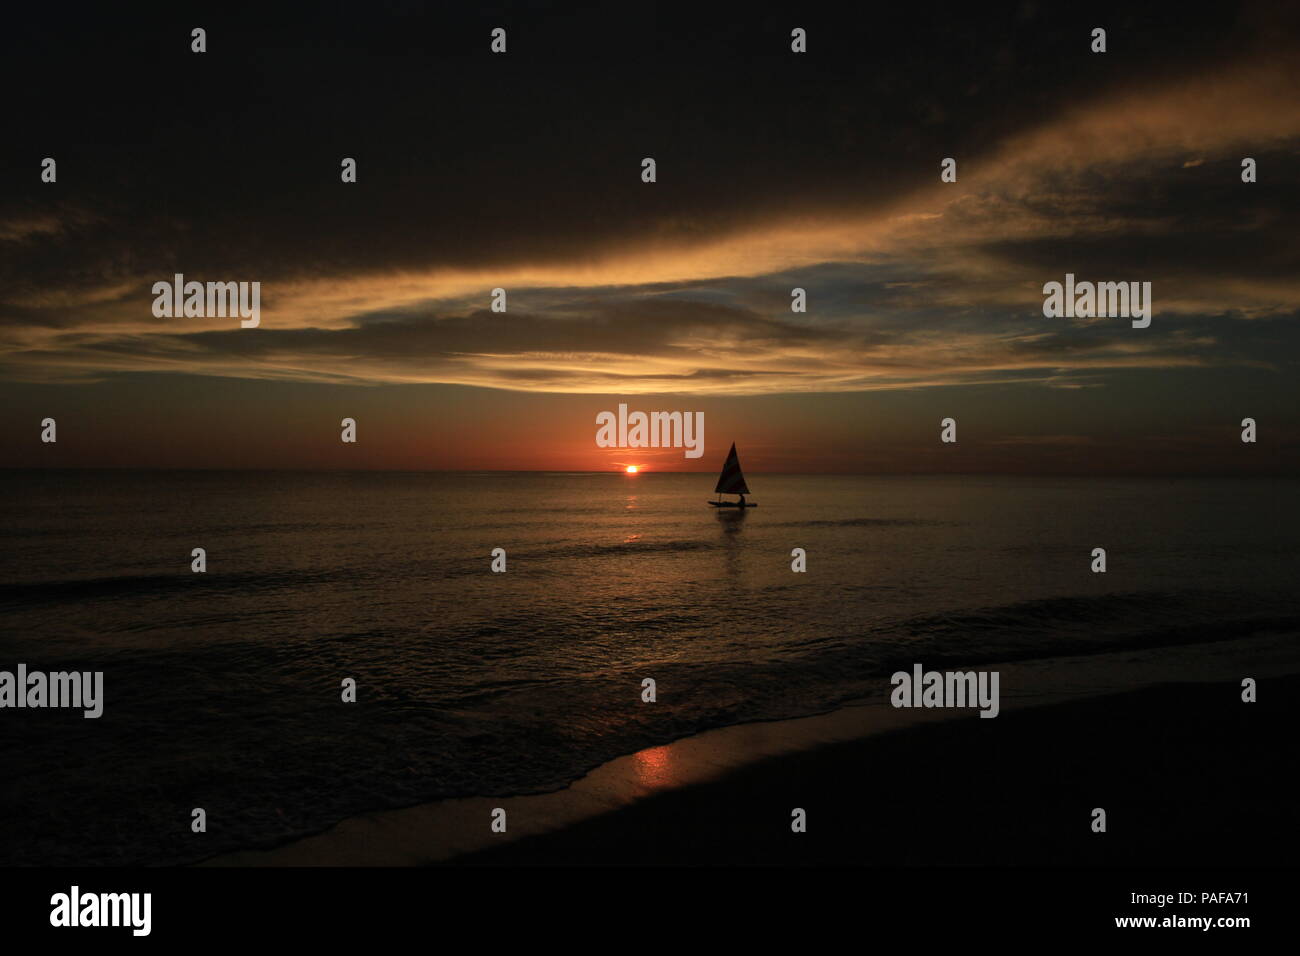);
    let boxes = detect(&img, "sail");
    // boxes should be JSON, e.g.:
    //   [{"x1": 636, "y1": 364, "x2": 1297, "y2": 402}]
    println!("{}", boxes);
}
[{"x1": 714, "y1": 442, "x2": 750, "y2": 495}]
